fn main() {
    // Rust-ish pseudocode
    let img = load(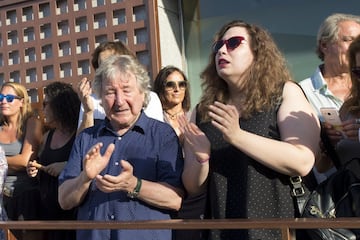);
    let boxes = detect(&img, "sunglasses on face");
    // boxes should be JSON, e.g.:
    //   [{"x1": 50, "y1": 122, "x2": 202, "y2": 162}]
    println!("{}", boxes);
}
[
  {"x1": 164, "y1": 81, "x2": 187, "y2": 91},
  {"x1": 0, "y1": 94, "x2": 22, "y2": 103},
  {"x1": 352, "y1": 67, "x2": 360, "y2": 78},
  {"x1": 212, "y1": 36, "x2": 247, "y2": 53}
]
